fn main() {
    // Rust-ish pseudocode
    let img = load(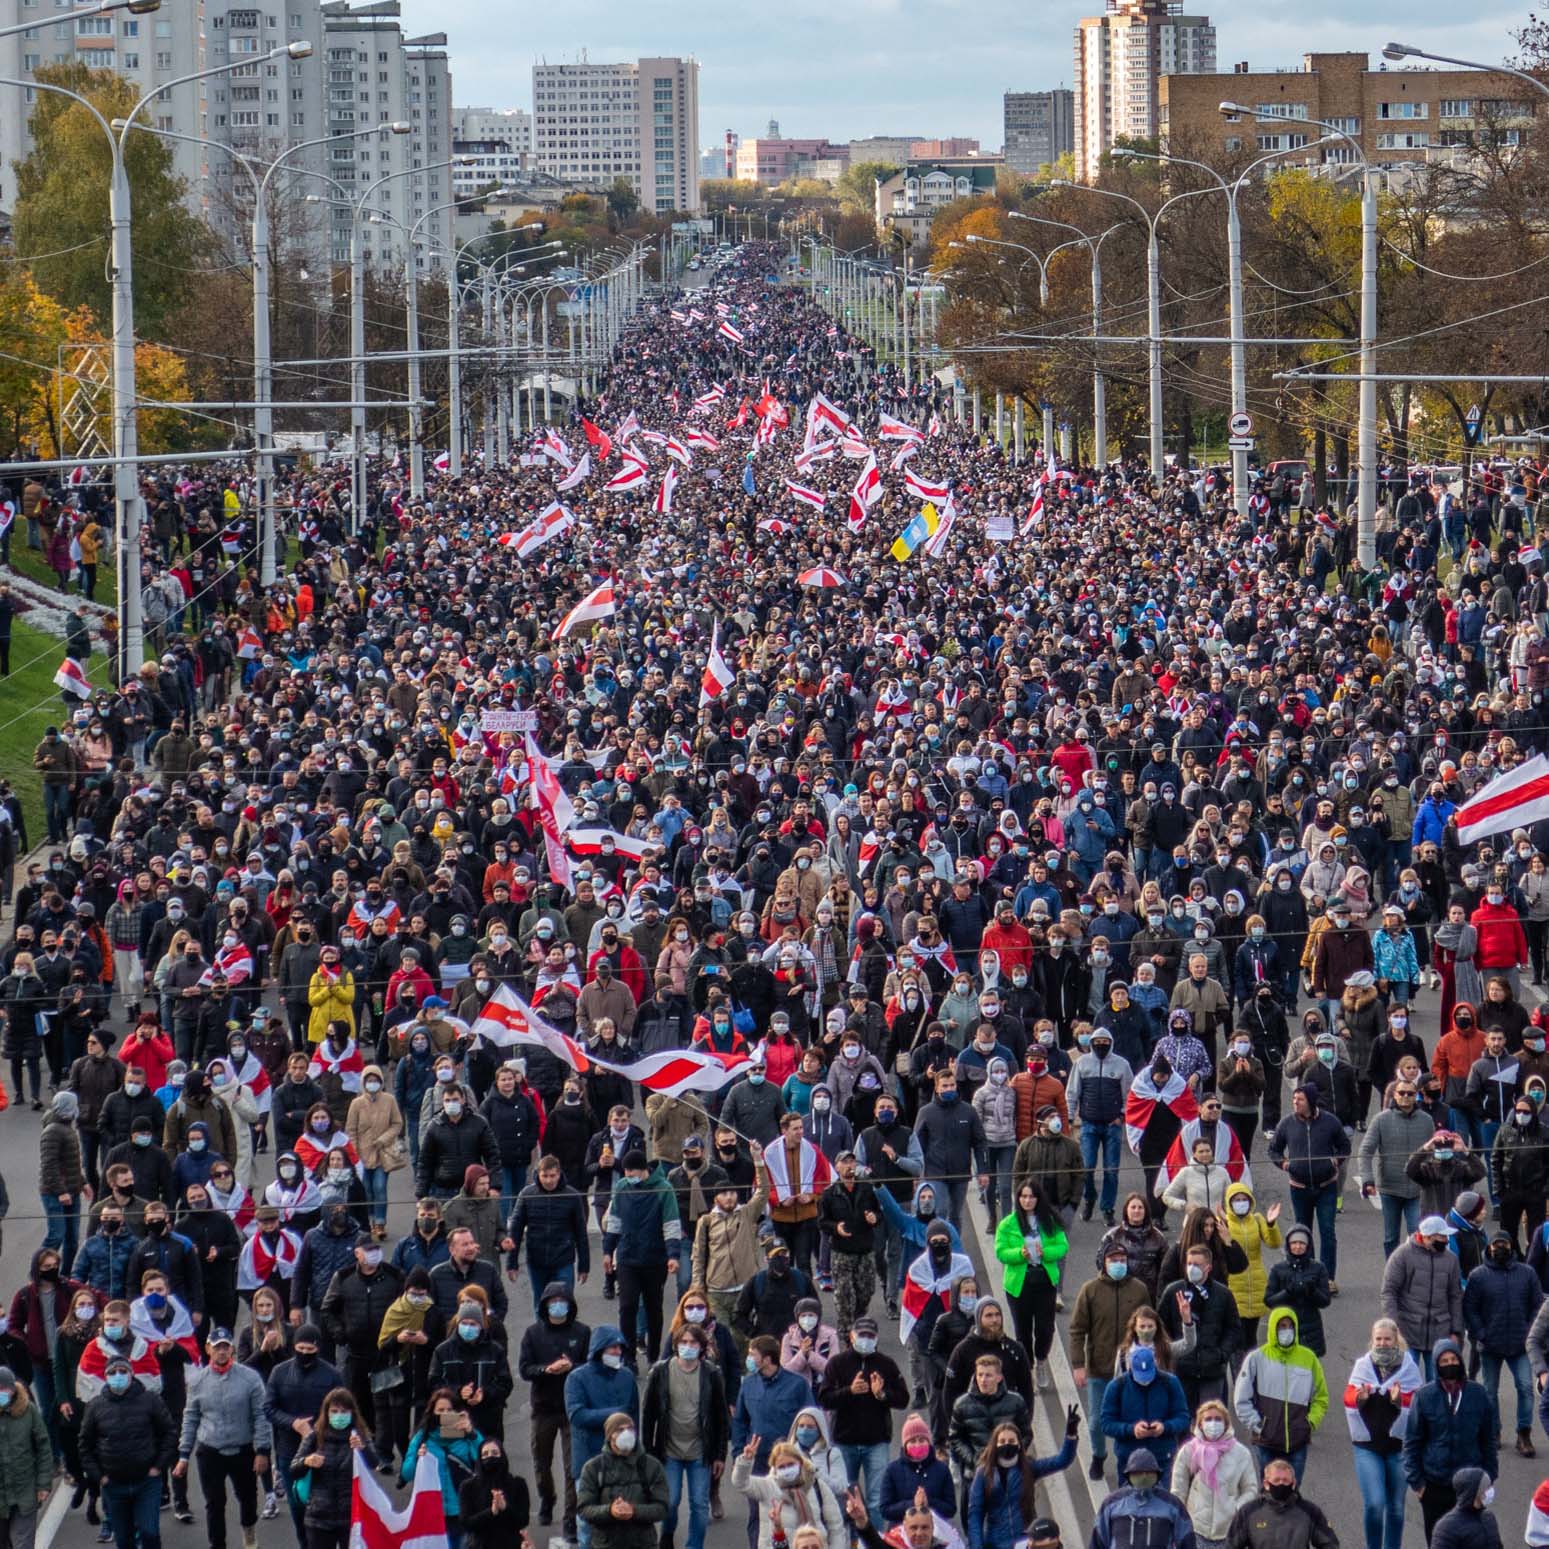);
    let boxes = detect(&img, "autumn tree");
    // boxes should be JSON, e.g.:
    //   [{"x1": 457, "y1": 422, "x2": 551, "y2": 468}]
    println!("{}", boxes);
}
[{"x1": 12, "y1": 62, "x2": 209, "y2": 334}]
